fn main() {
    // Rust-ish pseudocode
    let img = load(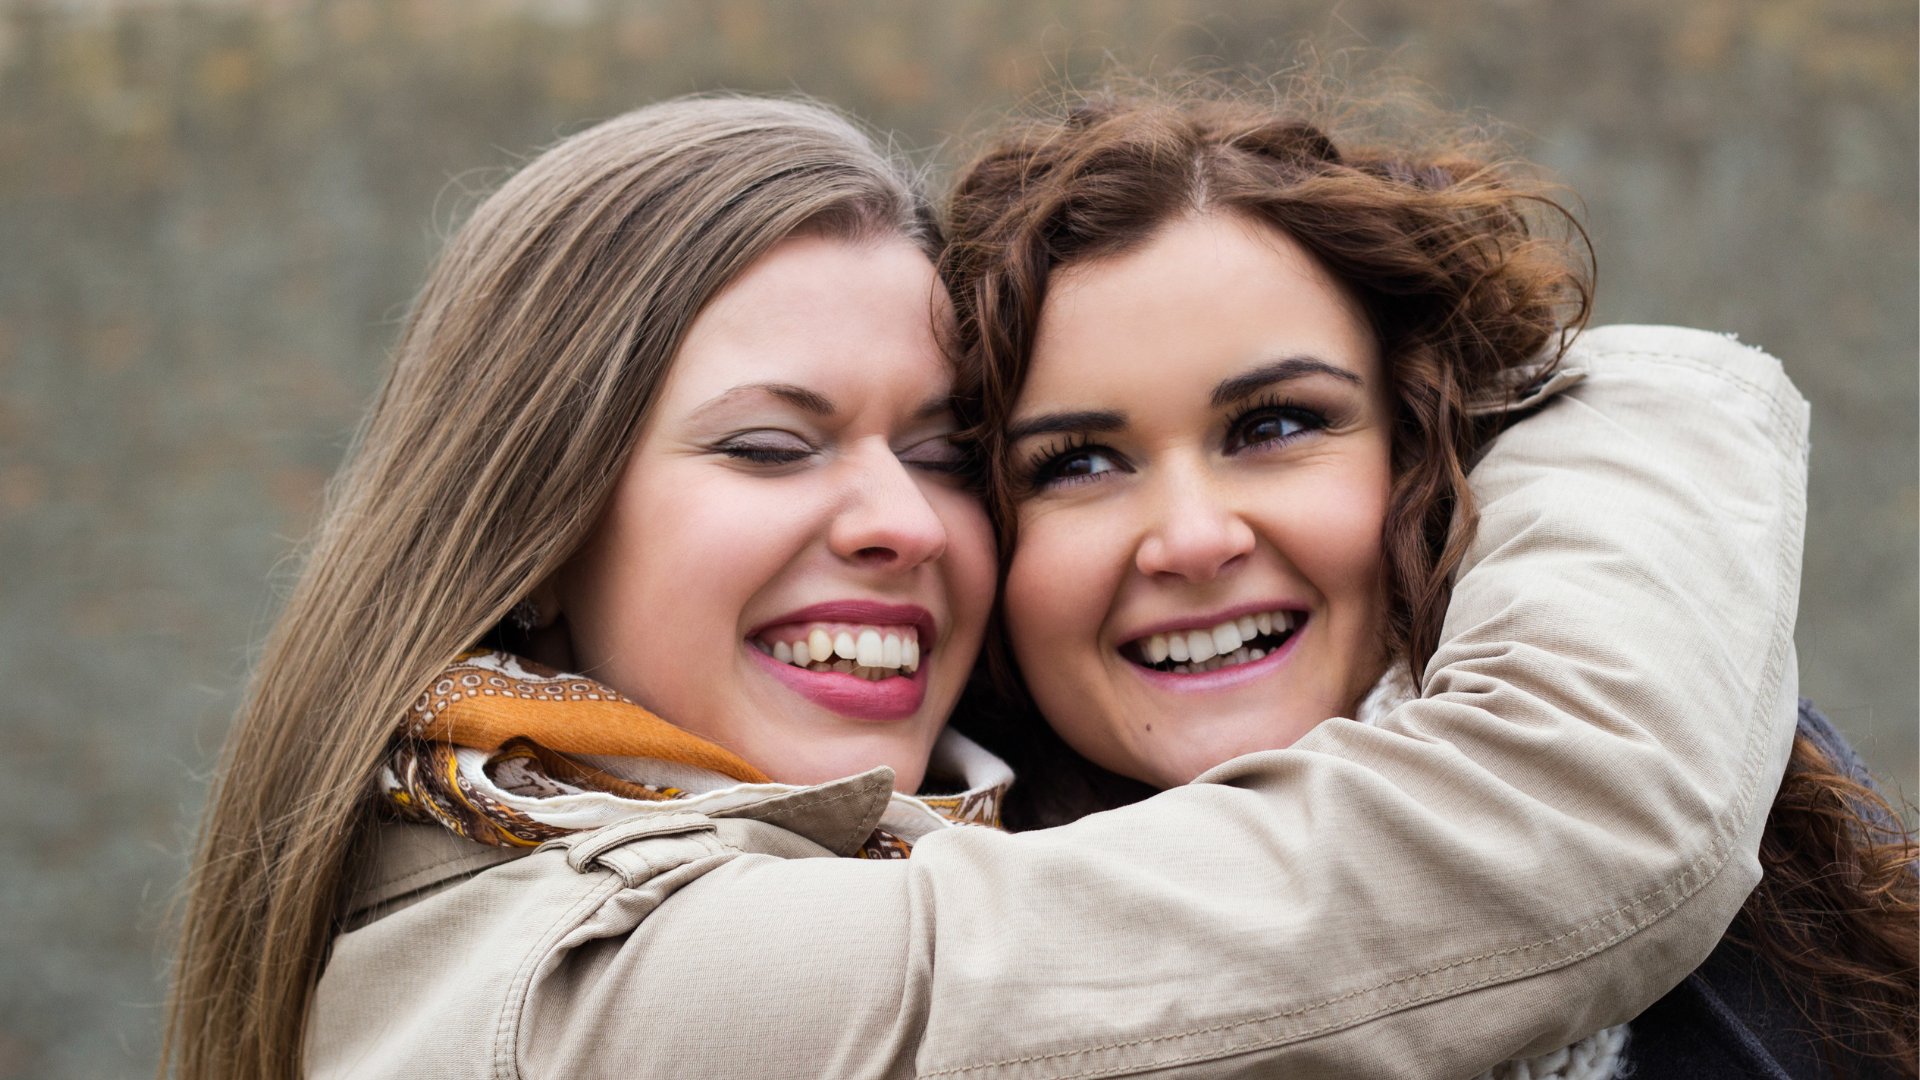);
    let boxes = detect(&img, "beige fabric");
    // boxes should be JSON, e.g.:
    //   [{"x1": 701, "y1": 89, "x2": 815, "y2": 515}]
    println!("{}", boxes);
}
[
  {"x1": 1357, "y1": 663, "x2": 1629, "y2": 1080},
  {"x1": 308, "y1": 325, "x2": 1806, "y2": 1079}
]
